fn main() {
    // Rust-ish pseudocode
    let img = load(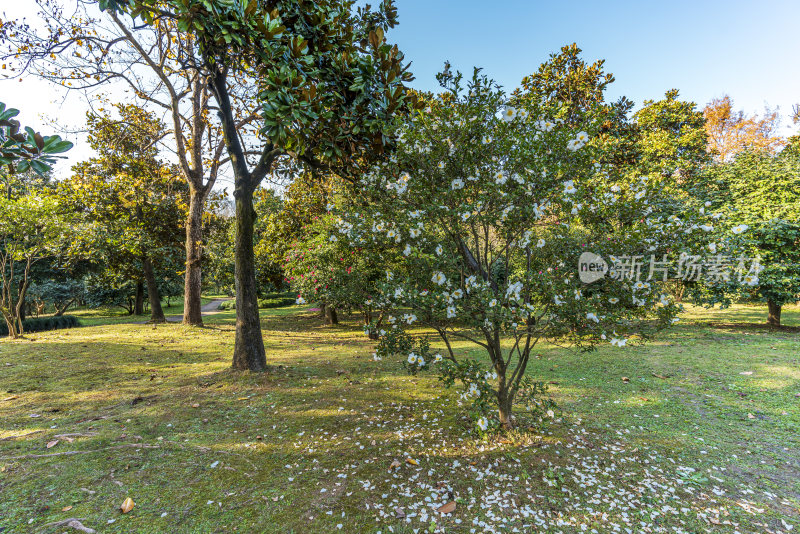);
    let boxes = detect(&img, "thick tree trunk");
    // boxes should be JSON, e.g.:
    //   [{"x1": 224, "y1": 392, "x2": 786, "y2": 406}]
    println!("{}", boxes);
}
[
  {"x1": 183, "y1": 188, "x2": 205, "y2": 326},
  {"x1": 767, "y1": 300, "x2": 781, "y2": 326},
  {"x1": 231, "y1": 186, "x2": 267, "y2": 371},
  {"x1": 142, "y1": 257, "x2": 166, "y2": 323},
  {"x1": 134, "y1": 280, "x2": 145, "y2": 315},
  {"x1": 325, "y1": 306, "x2": 338, "y2": 325}
]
